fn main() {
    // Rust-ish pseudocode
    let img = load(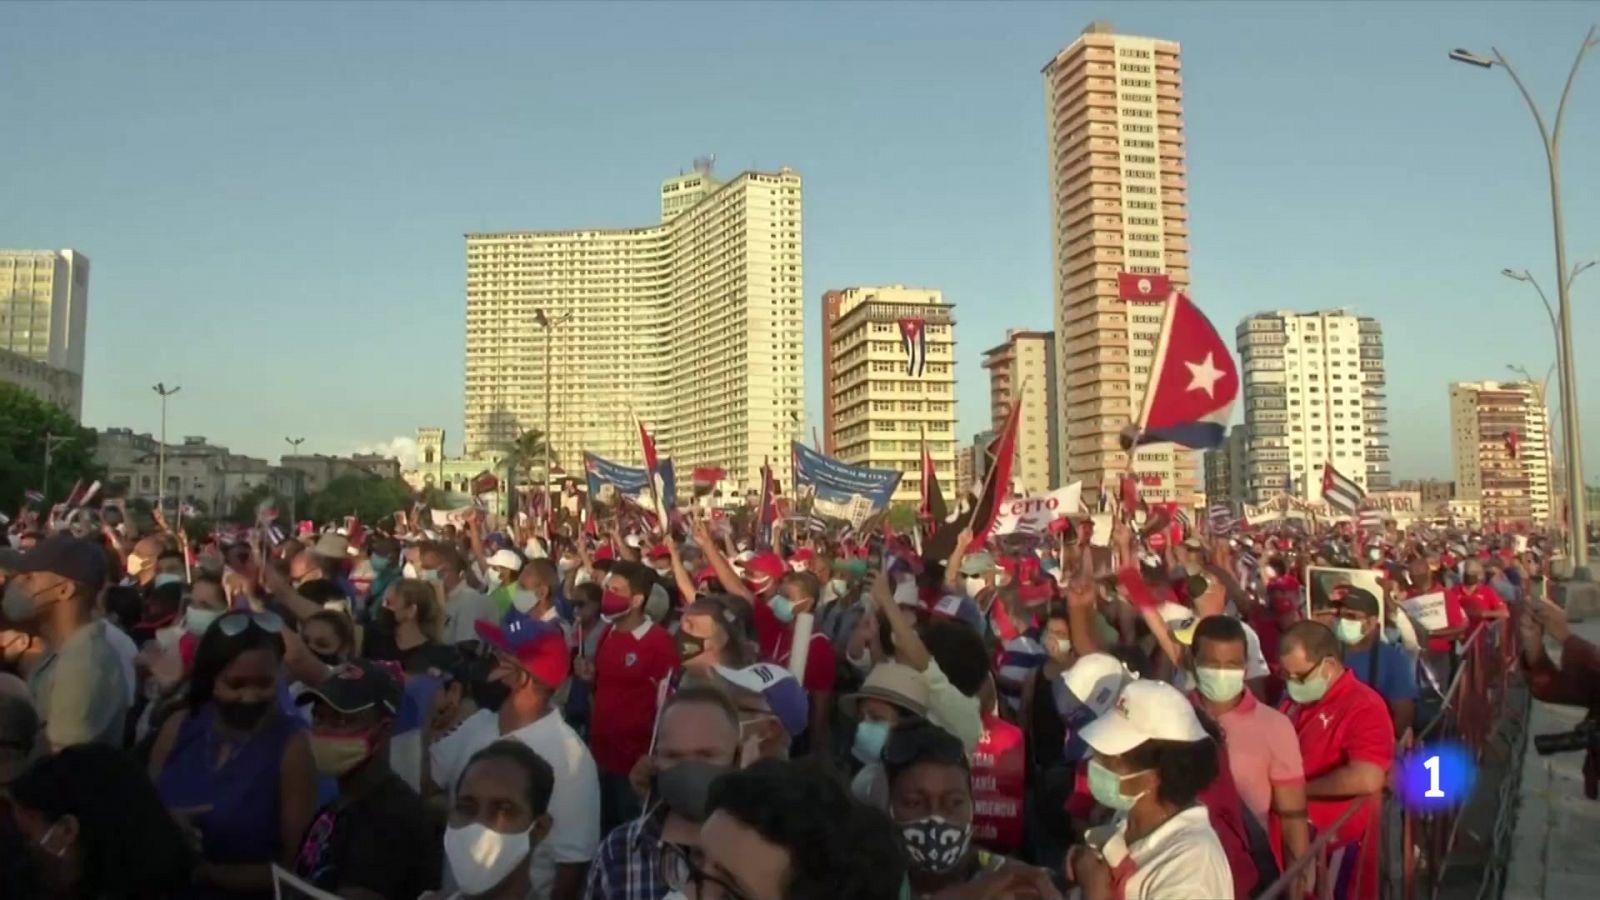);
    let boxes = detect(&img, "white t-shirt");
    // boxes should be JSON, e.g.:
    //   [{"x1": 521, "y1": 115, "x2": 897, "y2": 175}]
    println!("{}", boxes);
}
[
  {"x1": 442, "y1": 584, "x2": 498, "y2": 645},
  {"x1": 429, "y1": 708, "x2": 601, "y2": 897},
  {"x1": 1097, "y1": 804, "x2": 1235, "y2": 900}
]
